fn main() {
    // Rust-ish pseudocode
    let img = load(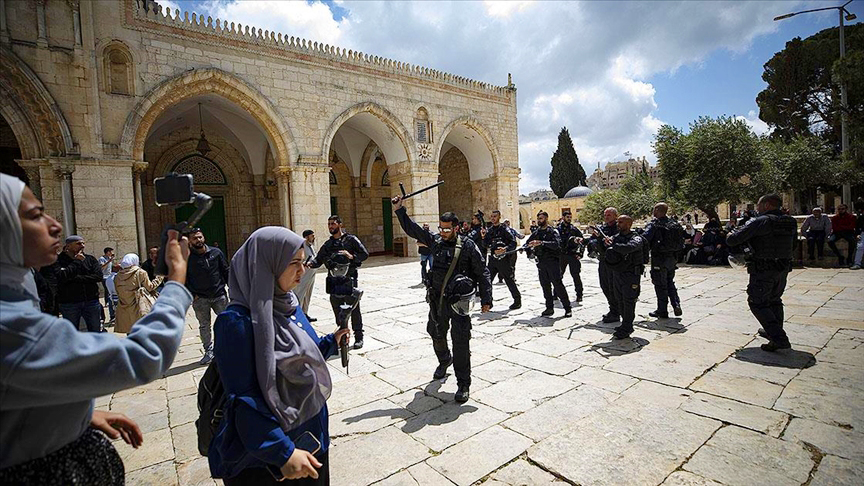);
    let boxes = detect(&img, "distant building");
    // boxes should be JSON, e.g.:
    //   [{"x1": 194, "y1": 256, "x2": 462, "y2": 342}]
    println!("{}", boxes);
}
[
  {"x1": 518, "y1": 185, "x2": 593, "y2": 231},
  {"x1": 587, "y1": 156, "x2": 661, "y2": 190}
]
